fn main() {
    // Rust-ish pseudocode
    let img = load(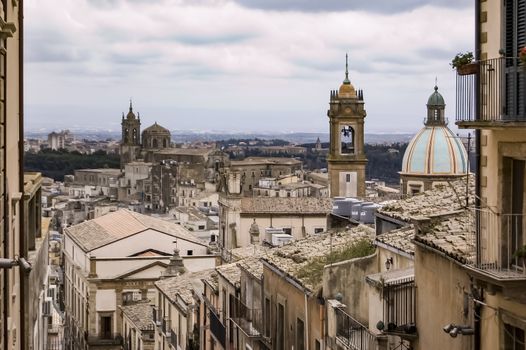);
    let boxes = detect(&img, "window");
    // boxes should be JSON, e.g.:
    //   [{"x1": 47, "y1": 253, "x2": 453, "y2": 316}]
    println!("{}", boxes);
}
[
  {"x1": 187, "y1": 250, "x2": 193, "y2": 256},
  {"x1": 314, "y1": 228, "x2": 323, "y2": 234},
  {"x1": 315, "y1": 339, "x2": 321, "y2": 350},
  {"x1": 504, "y1": 323, "x2": 525, "y2": 350},
  {"x1": 277, "y1": 303, "x2": 285, "y2": 350},
  {"x1": 198, "y1": 225, "x2": 205, "y2": 230},
  {"x1": 283, "y1": 228, "x2": 292, "y2": 235},
  {"x1": 264, "y1": 298, "x2": 271, "y2": 337},
  {"x1": 100, "y1": 315, "x2": 112, "y2": 339},
  {"x1": 296, "y1": 318, "x2": 305, "y2": 350},
  {"x1": 346, "y1": 174, "x2": 351, "y2": 182}
]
